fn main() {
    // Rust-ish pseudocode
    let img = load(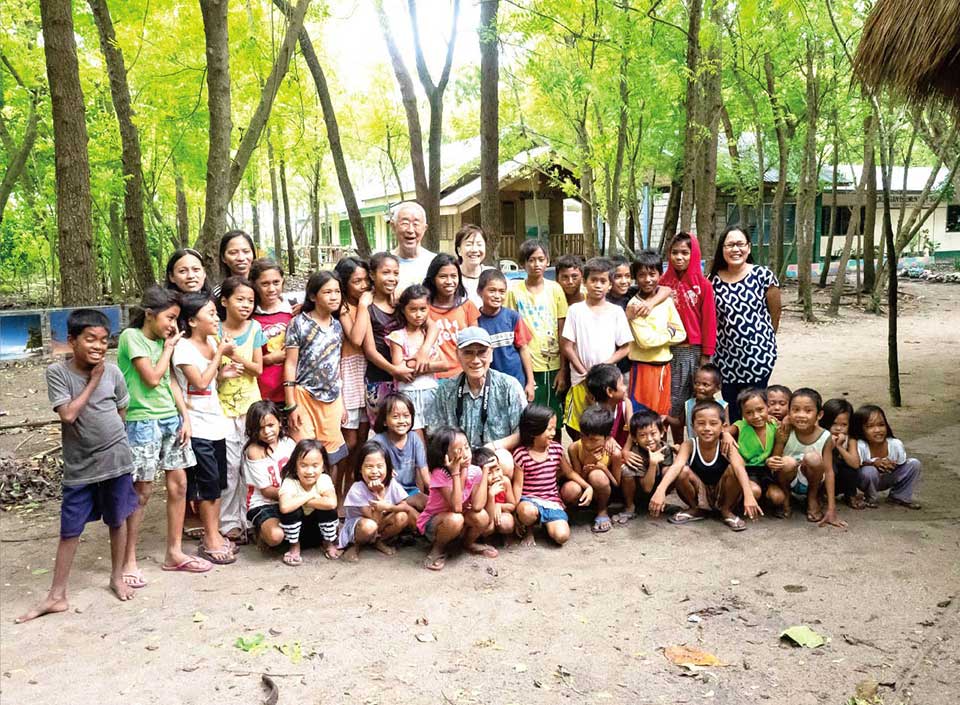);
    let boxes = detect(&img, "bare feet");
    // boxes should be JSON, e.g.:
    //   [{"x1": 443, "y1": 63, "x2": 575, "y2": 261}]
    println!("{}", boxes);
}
[
  {"x1": 15, "y1": 595, "x2": 69, "y2": 623},
  {"x1": 374, "y1": 540, "x2": 396, "y2": 556},
  {"x1": 110, "y1": 576, "x2": 136, "y2": 602},
  {"x1": 806, "y1": 496, "x2": 824, "y2": 523},
  {"x1": 342, "y1": 545, "x2": 360, "y2": 563},
  {"x1": 520, "y1": 532, "x2": 536, "y2": 548},
  {"x1": 465, "y1": 542, "x2": 499, "y2": 558}
]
